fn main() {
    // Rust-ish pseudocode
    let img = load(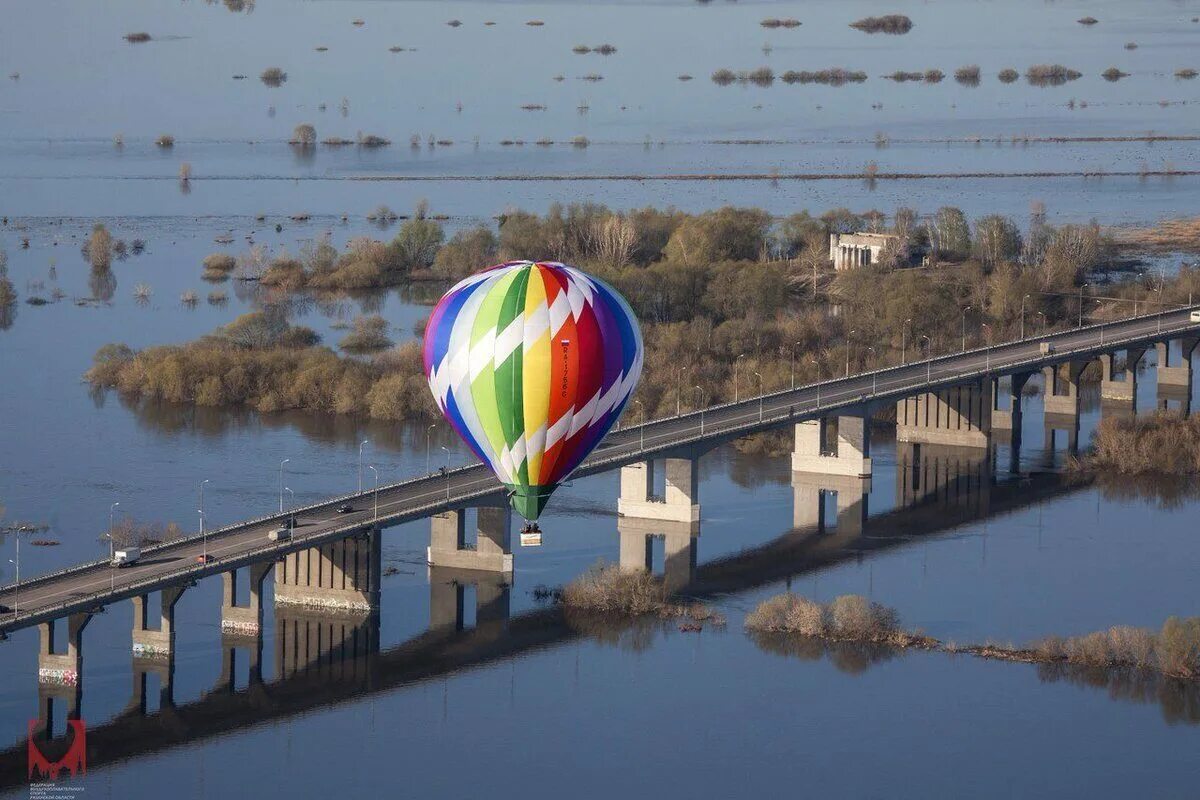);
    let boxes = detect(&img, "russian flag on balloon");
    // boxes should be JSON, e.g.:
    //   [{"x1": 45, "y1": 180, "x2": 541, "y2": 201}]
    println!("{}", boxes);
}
[{"x1": 423, "y1": 261, "x2": 643, "y2": 521}]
